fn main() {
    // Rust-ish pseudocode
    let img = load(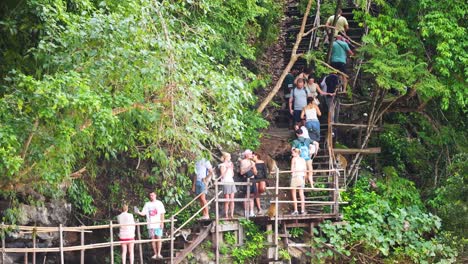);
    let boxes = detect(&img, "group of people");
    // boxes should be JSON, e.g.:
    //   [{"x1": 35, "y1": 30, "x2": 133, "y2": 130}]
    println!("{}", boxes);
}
[
  {"x1": 113, "y1": 10, "x2": 356, "y2": 263},
  {"x1": 116, "y1": 192, "x2": 166, "y2": 263},
  {"x1": 193, "y1": 151, "x2": 269, "y2": 219}
]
